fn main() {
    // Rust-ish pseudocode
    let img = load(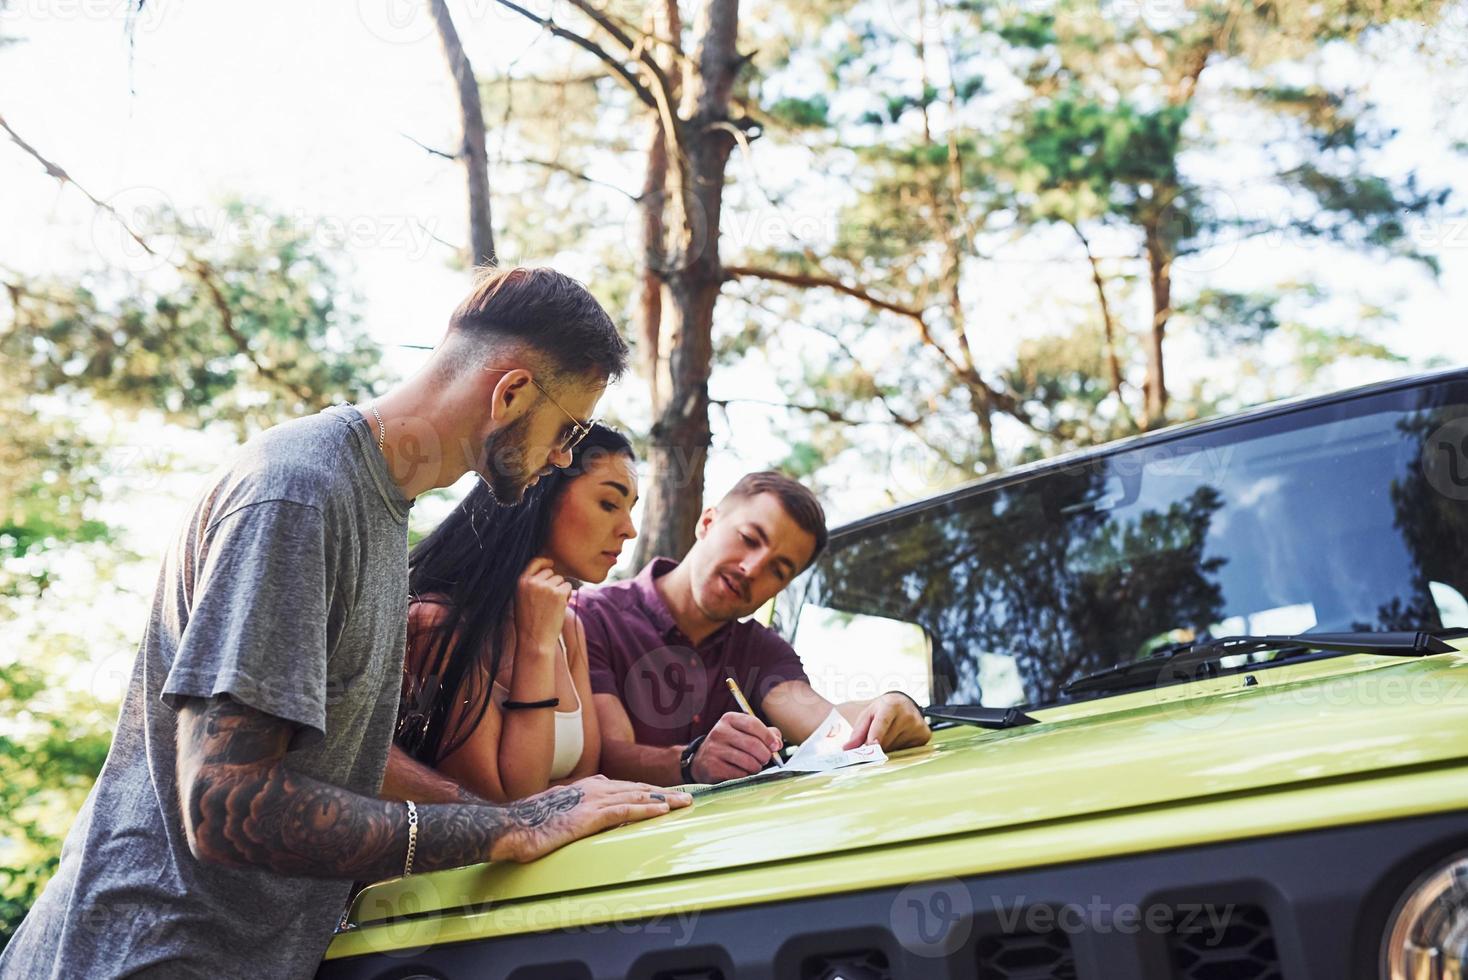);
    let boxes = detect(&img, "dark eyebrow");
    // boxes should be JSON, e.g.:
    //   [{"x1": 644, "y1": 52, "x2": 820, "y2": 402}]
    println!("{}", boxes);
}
[
  {"x1": 746, "y1": 523, "x2": 797, "y2": 576},
  {"x1": 600, "y1": 480, "x2": 631, "y2": 499}
]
